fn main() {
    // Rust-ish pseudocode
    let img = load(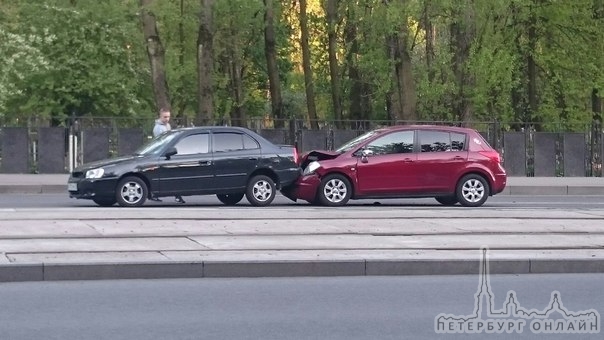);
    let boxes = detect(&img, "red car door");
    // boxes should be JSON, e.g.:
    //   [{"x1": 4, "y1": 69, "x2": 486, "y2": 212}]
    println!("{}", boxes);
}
[
  {"x1": 354, "y1": 130, "x2": 421, "y2": 195},
  {"x1": 415, "y1": 130, "x2": 468, "y2": 192}
]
